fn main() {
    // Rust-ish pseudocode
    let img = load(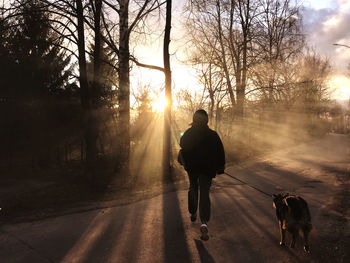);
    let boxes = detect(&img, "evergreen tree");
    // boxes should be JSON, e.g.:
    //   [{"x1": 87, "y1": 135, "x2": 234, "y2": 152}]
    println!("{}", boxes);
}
[
  {"x1": 4, "y1": 0, "x2": 72, "y2": 99},
  {"x1": 0, "y1": 13, "x2": 16, "y2": 99},
  {"x1": 87, "y1": 43, "x2": 119, "y2": 108}
]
